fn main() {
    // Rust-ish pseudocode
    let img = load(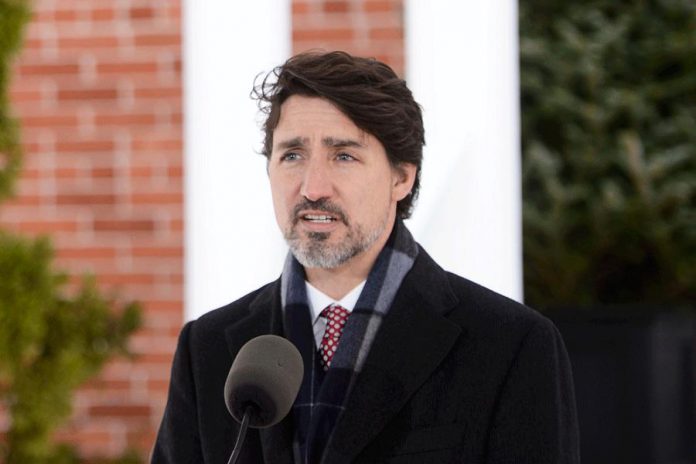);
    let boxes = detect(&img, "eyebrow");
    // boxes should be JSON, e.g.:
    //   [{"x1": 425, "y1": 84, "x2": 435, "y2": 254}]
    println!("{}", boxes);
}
[
  {"x1": 322, "y1": 137, "x2": 365, "y2": 149},
  {"x1": 274, "y1": 136, "x2": 366, "y2": 151},
  {"x1": 275, "y1": 137, "x2": 306, "y2": 151}
]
